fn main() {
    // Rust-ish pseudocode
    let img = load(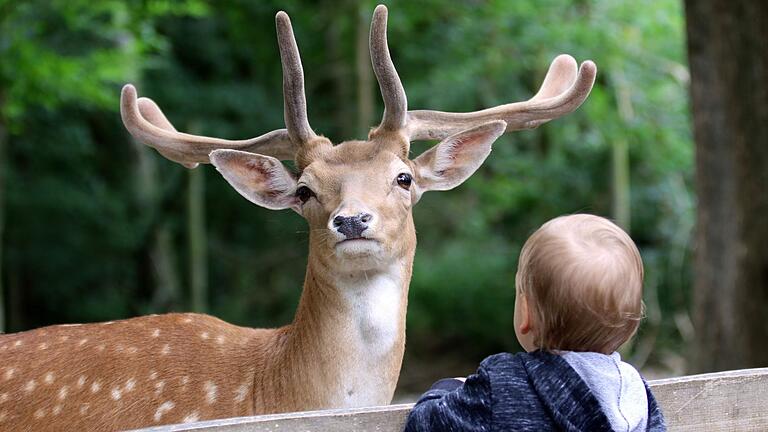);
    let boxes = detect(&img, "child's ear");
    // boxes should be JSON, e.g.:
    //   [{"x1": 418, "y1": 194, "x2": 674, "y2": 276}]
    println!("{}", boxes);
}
[
  {"x1": 411, "y1": 121, "x2": 506, "y2": 202},
  {"x1": 518, "y1": 294, "x2": 533, "y2": 335},
  {"x1": 516, "y1": 294, "x2": 538, "y2": 352}
]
